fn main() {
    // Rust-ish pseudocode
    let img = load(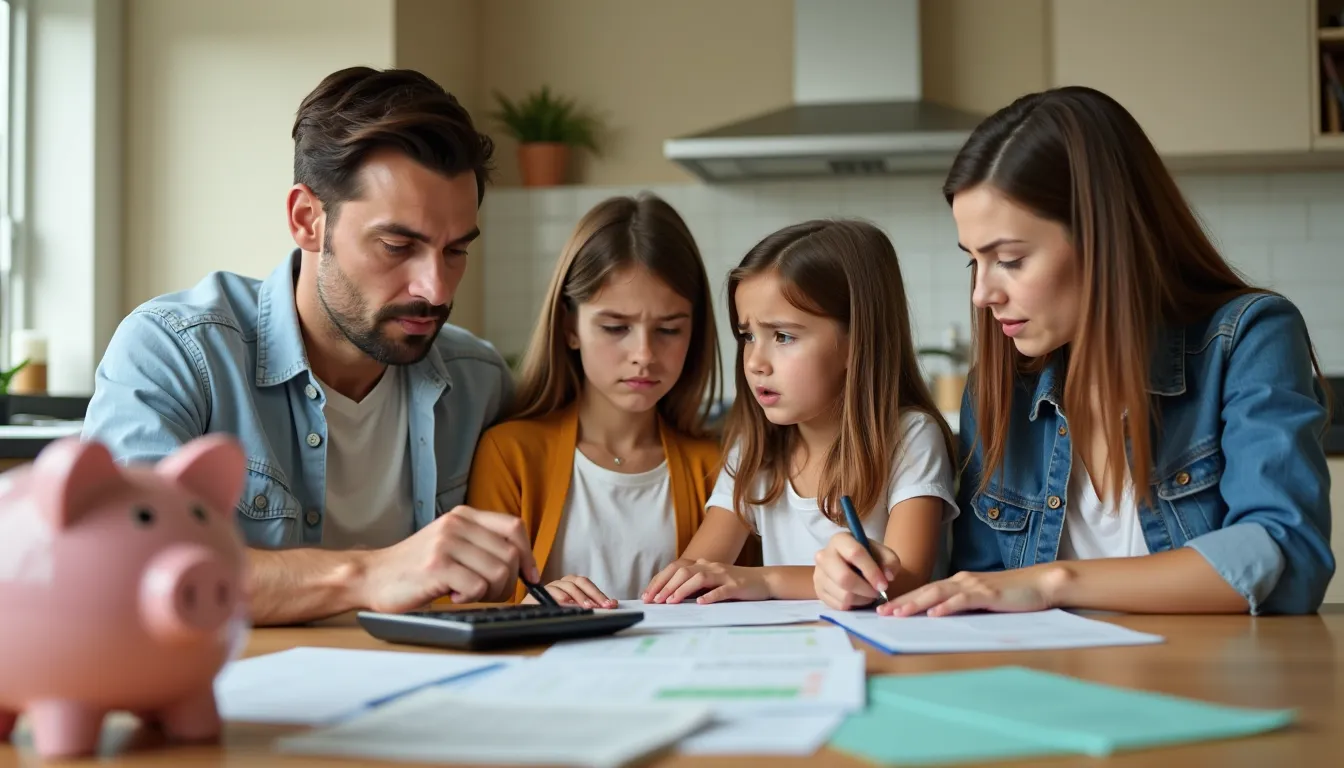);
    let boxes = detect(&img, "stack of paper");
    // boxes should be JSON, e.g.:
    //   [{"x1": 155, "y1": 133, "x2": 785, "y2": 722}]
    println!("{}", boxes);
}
[
  {"x1": 829, "y1": 666, "x2": 1297, "y2": 765},
  {"x1": 214, "y1": 647, "x2": 515, "y2": 725},
  {"x1": 541, "y1": 625, "x2": 856, "y2": 756},
  {"x1": 602, "y1": 598, "x2": 827, "y2": 629},
  {"x1": 677, "y1": 714, "x2": 846, "y2": 756},
  {"x1": 542, "y1": 624, "x2": 855, "y2": 659},
  {"x1": 820, "y1": 608, "x2": 1165, "y2": 653},
  {"x1": 444, "y1": 652, "x2": 867, "y2": 720},
  {"x1": 278, "y1": 688, "x2": 713, "y2": 768}
]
